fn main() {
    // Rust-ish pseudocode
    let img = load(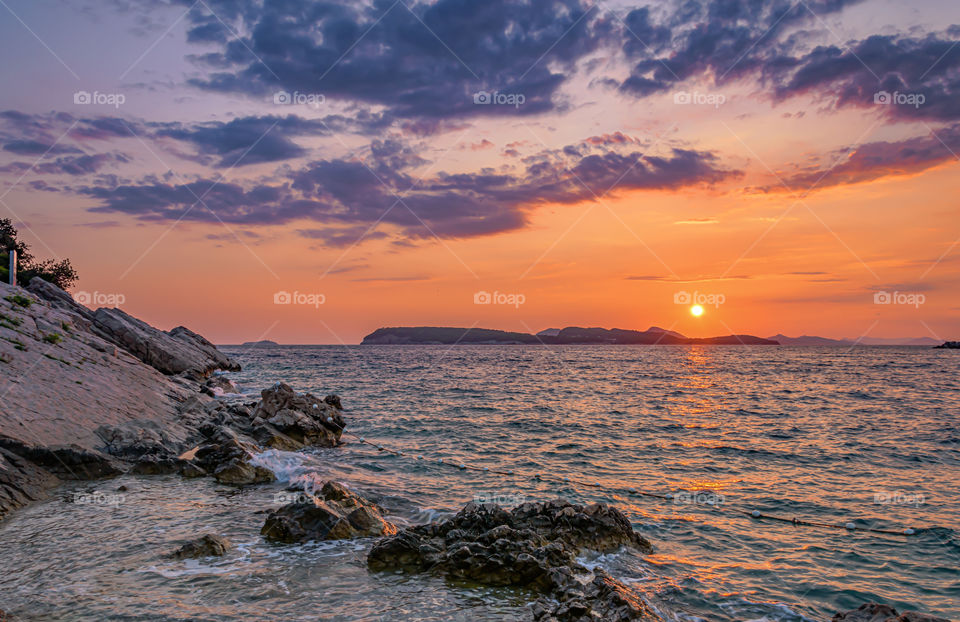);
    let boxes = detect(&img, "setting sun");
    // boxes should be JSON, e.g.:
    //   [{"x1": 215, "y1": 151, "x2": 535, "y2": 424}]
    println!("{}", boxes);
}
[{"x1": 691, "y1": 305, "x2": 705, "y2": 317}]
